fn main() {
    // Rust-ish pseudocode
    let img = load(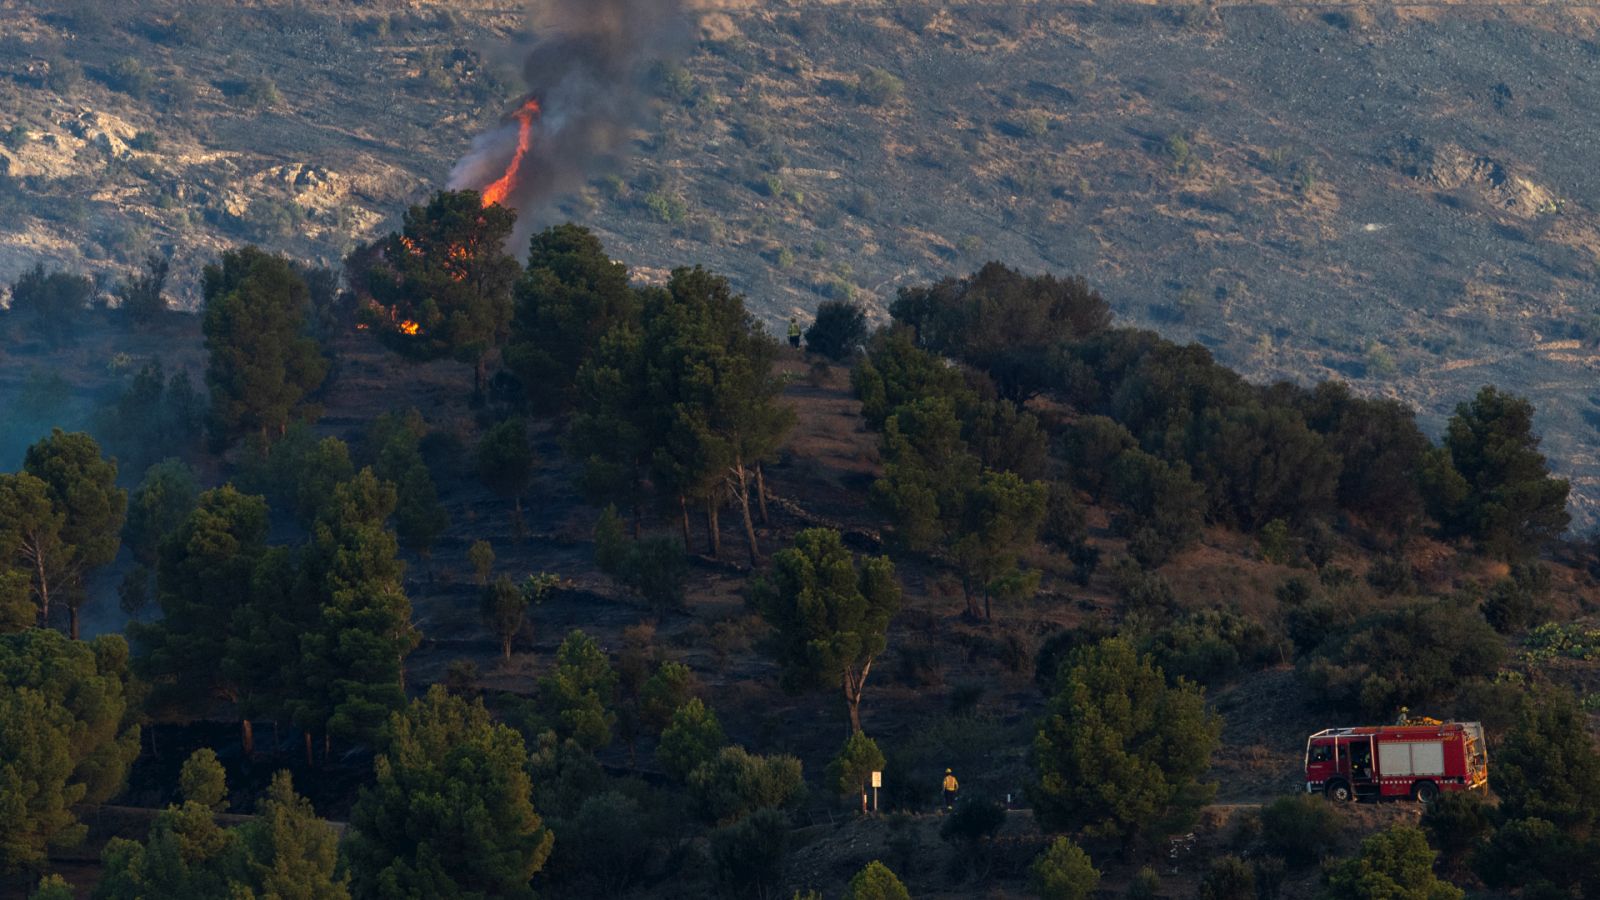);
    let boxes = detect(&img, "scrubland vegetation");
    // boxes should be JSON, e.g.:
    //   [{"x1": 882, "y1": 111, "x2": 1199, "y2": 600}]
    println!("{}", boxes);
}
[{"x1": 2, "y1": 190, "x2": 1599, "y2": 899}]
